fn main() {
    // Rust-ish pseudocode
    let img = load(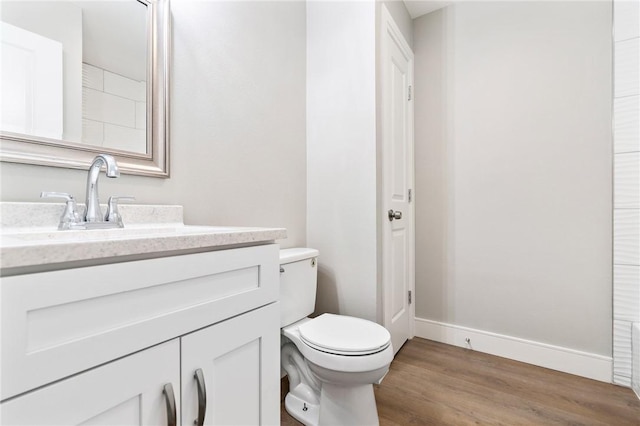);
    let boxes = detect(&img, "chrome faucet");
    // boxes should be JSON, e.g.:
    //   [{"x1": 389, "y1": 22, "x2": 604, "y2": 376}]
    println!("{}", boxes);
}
[
  {"x1": 84, "y1": 154, "x2": 120, "y2": 222},
  {"x1": 41, "y1": 154, "x2": 134, "y2": 230}
]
